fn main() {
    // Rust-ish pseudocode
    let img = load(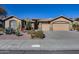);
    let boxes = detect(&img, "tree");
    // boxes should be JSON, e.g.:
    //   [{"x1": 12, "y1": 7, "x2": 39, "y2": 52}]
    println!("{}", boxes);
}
[
  {"x1": 74, "y1": 18, "x2": 79, "y2": 31},
  {"x1": 25, "y1": 18, "x2": 32, "y2": 30},
  {"x1": 75, "y1": 18, "x2": 79, "y2": 21},
  {"x1": 0, "y1": 7, "x2": 7, "y2": 31},
  {"x1": 0, "y1": 7, "x2": 7, "y2": 17},
  {"x1": 34, "y1": 20, "x2": 39, "y2": 30},
  {"x1": 72, "y1": 21, "x2": 79, "y2": 31}
]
